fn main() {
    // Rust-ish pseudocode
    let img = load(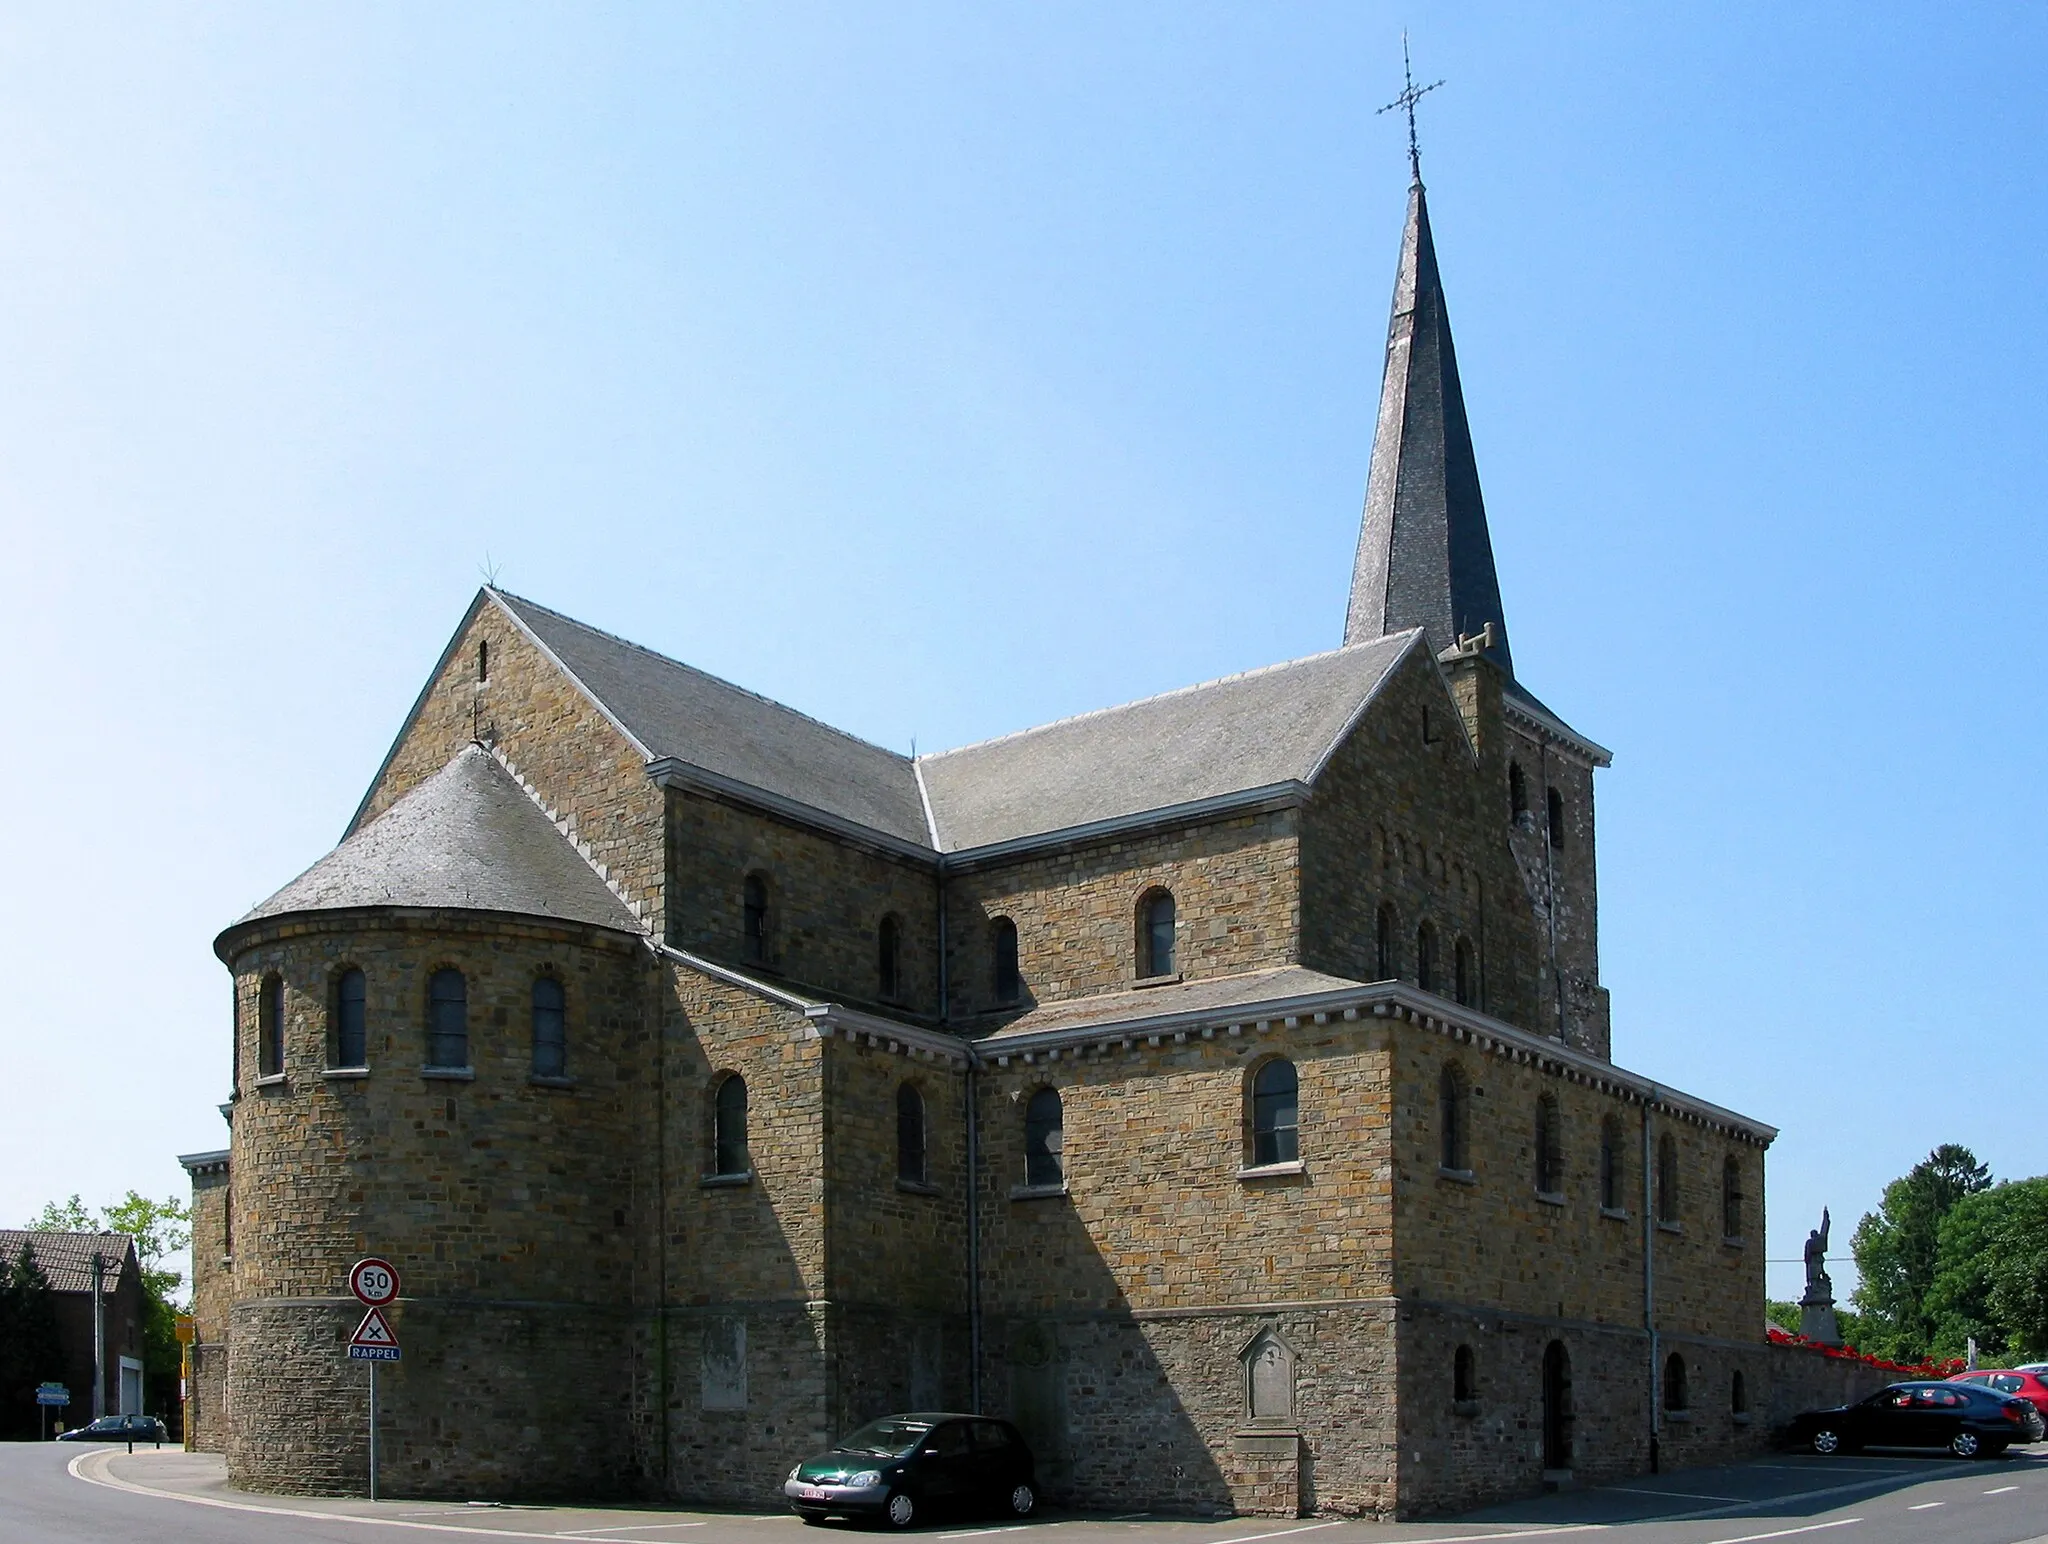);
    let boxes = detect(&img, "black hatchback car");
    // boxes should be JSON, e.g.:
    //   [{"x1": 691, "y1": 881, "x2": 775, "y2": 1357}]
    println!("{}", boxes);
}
[
  {"x1": 784, "y1": 1412, "x2": 1036, "y2": 1528},
  {"x1": 1790, "y1": 1381, "x2": 2043, "y2": 1458},
  {"x1": 55, "y1": 1414, "x2": 168, "y2": 1446}
]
